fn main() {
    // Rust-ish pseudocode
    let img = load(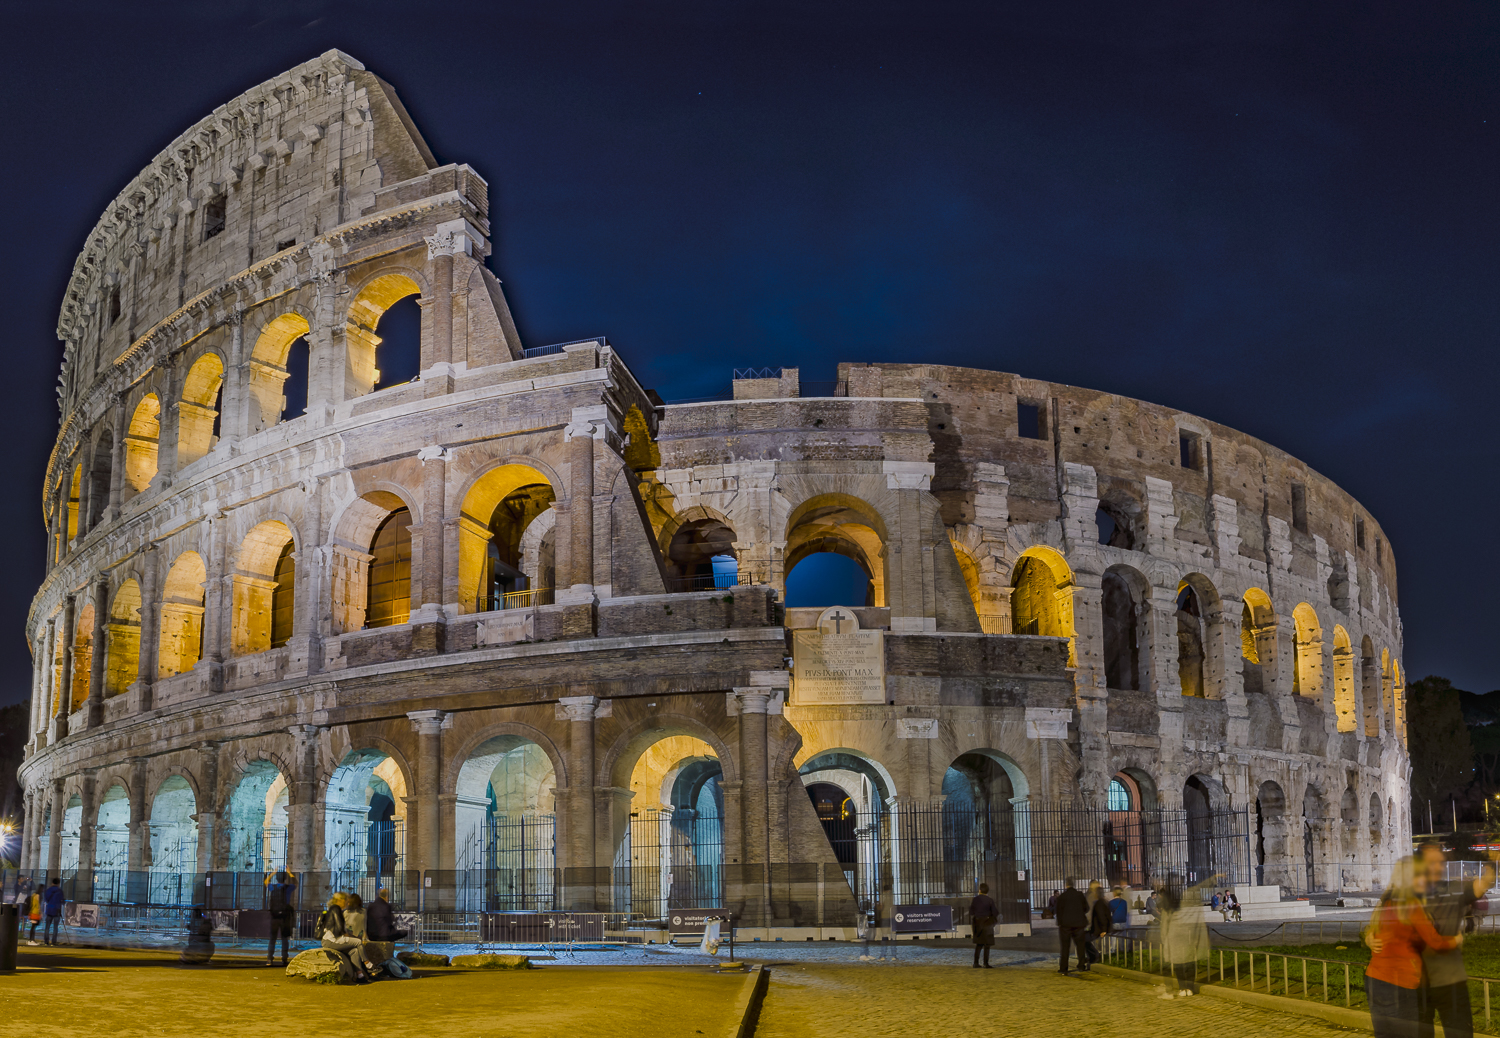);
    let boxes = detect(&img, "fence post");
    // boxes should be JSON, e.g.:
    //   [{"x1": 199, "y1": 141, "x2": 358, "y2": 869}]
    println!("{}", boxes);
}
[
  {"x1": 1344, "y1": 963, "x2": 1350, "y2": 1007},
  {"x1": 1322, "y1": 960, "x2": 1328, "y2": 1001},
  {"x1": 1485, "y1": 979, "x2": 1490, "y2": 1030}
]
